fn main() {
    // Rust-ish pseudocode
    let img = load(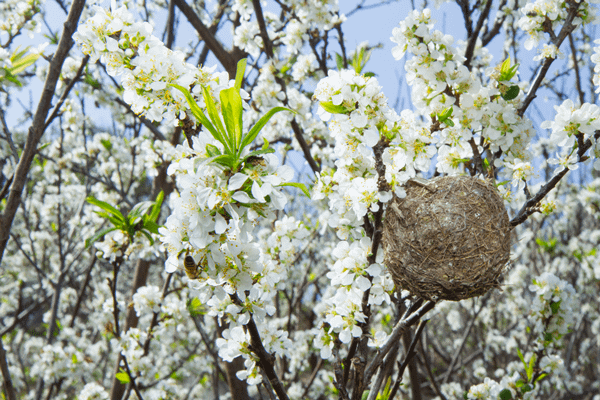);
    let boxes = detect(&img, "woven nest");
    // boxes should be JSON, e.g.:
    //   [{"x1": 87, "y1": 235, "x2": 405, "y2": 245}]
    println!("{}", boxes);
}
[{"x1": 383, "y1": 176, "x2": 511, "y2": 301}]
